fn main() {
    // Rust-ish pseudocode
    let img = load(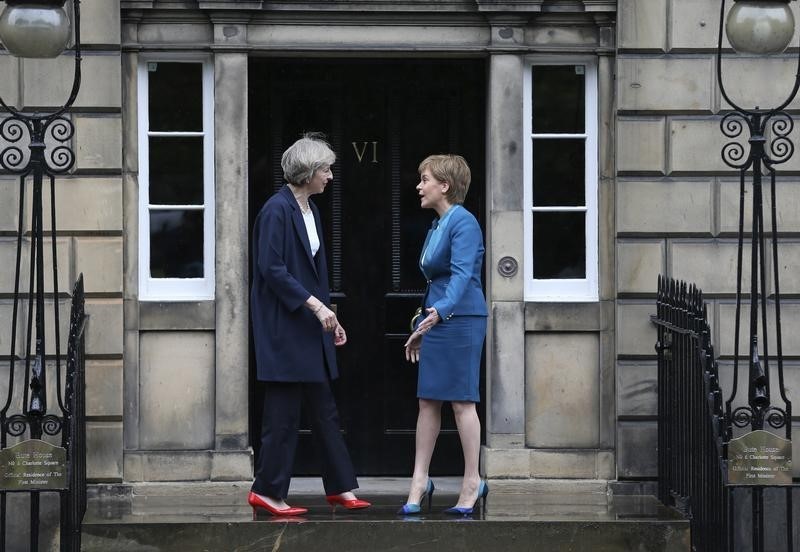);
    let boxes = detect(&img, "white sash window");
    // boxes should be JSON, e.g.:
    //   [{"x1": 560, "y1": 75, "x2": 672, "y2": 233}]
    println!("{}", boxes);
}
[
  {"x1": 138, "y1": 57, "x2": 215, "y2": 300},
  {"x1": 524, "y1": 60, "x2": 598, "y2": 301}
]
